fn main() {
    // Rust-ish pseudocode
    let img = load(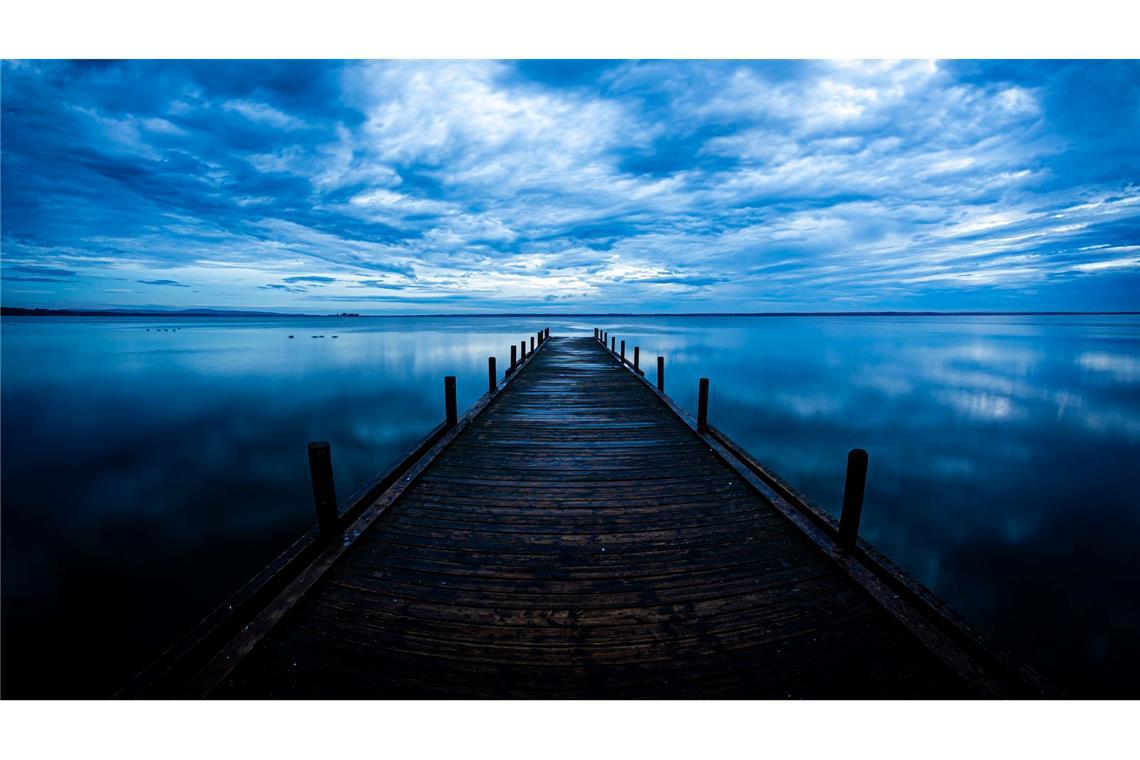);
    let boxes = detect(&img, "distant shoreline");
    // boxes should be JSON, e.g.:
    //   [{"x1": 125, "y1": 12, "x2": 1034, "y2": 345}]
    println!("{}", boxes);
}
[{"x1": 3, "y1": 306, "x2": 1138, "y2": 319}]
